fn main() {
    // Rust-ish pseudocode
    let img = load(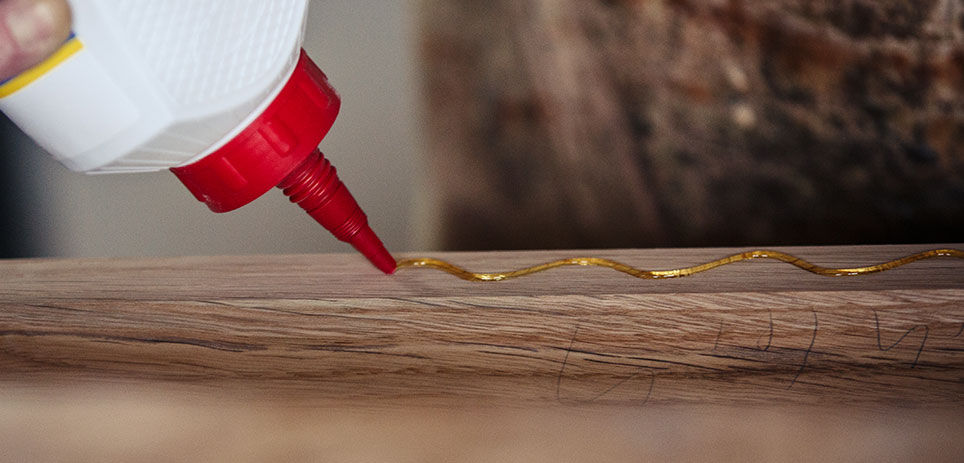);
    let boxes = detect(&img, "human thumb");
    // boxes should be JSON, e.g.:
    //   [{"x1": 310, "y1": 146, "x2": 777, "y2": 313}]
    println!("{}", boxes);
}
[{"x1": 0, "y1": 0, "x2": 71, "y2": 81}]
